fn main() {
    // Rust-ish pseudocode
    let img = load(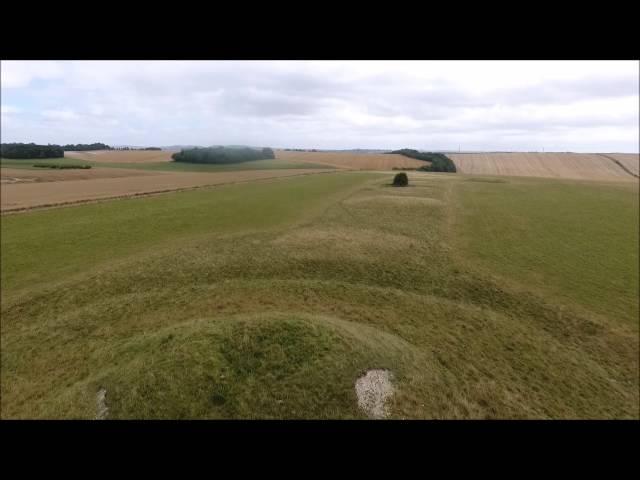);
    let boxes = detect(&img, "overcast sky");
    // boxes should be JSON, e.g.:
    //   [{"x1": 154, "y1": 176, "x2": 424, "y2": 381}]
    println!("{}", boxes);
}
[{"x1": 1, "y1": 60, "x2": 638, "y2": 152}]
